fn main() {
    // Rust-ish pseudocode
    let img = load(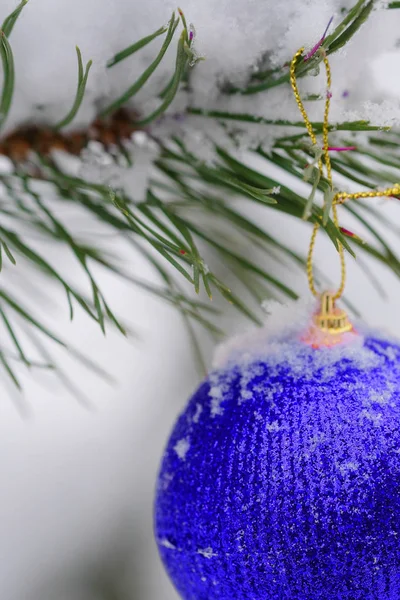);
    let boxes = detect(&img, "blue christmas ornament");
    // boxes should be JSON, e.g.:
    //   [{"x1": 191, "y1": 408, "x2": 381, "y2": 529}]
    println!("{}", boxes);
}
[{"x1": 155, "y1": 301, "x2": 400, "y2": 600}]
